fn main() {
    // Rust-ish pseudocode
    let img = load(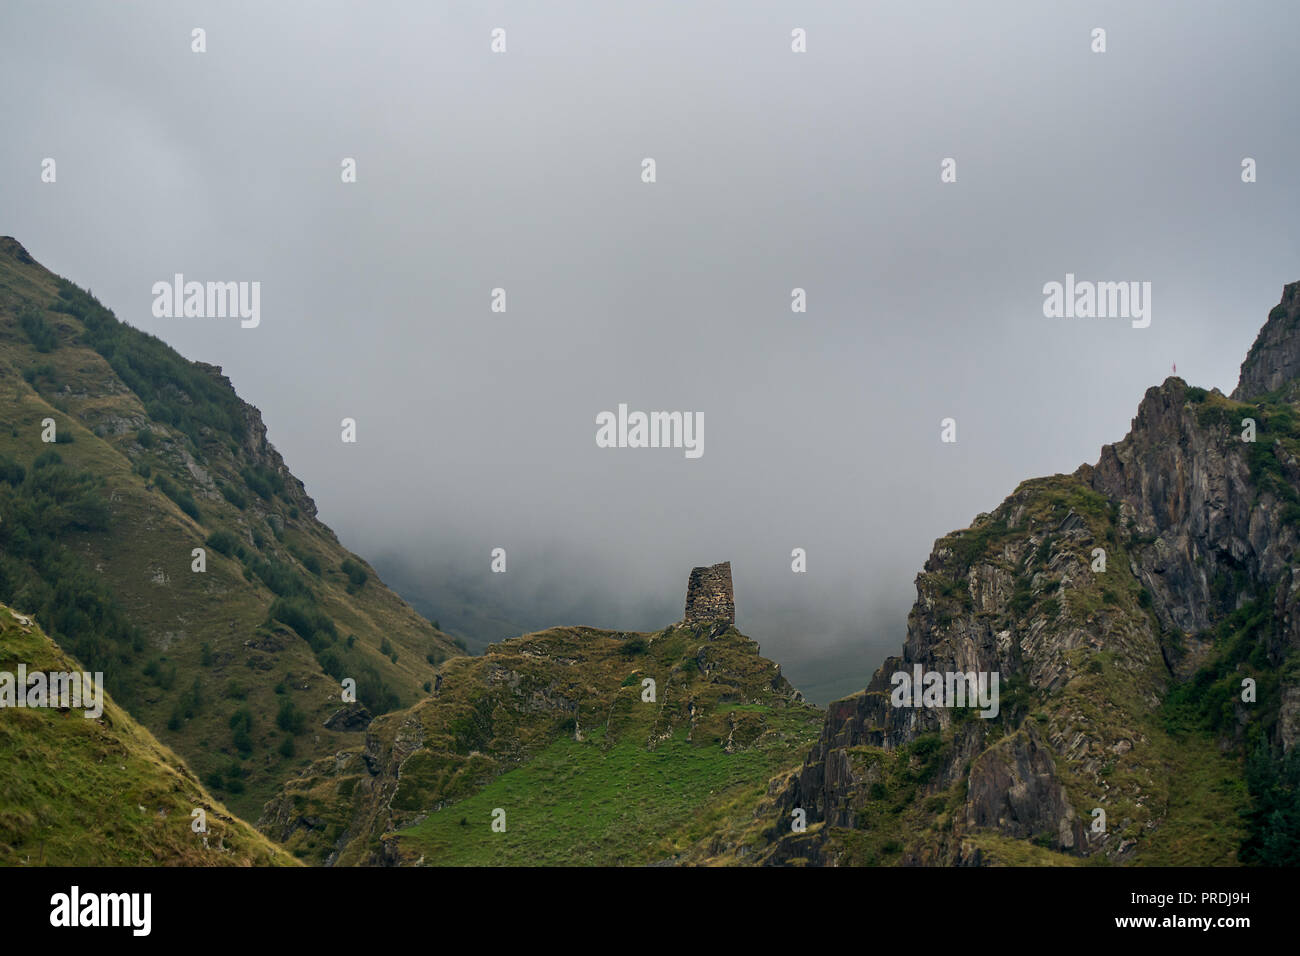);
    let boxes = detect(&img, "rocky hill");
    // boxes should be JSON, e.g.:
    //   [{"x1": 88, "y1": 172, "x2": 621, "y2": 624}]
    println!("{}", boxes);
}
[
  {"x1": 261, "y1": 566, "x2": 822, "y2": 865},
  {"x1": 726, "y1": 281, "x2": 1300, "y2": 866},
  {"x1": 0, "y1": 238, "x2": 462, "y2": 821}
]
